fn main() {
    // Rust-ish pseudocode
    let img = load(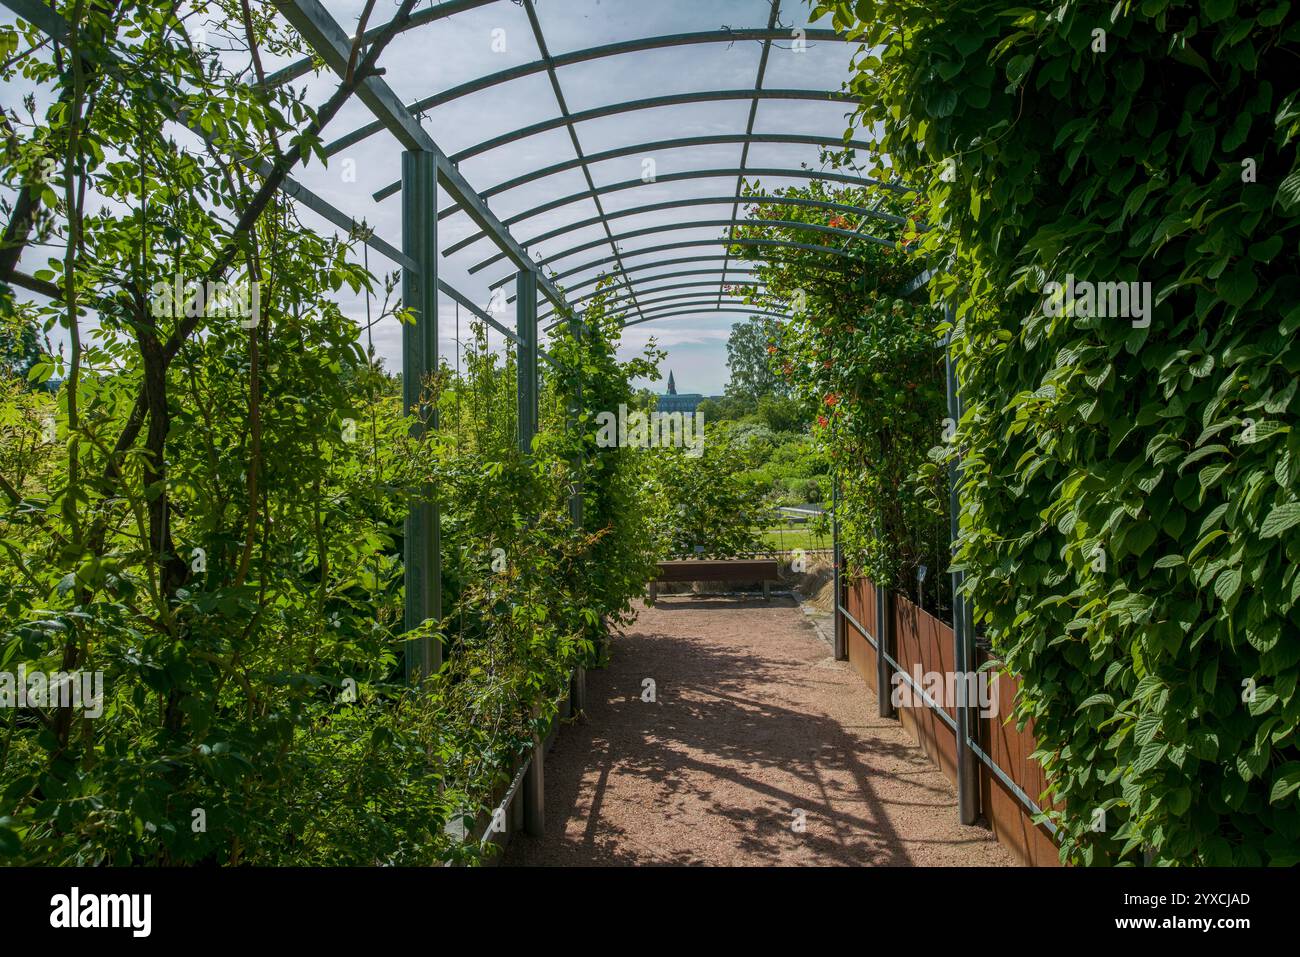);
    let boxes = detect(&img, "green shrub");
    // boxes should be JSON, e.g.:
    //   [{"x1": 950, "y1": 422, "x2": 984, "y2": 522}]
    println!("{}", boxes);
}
[{"x1": 645, "y1": 426, "x2": 767, "y2": 559}]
